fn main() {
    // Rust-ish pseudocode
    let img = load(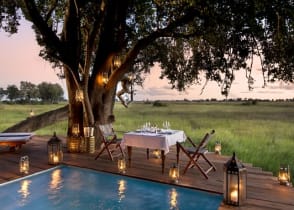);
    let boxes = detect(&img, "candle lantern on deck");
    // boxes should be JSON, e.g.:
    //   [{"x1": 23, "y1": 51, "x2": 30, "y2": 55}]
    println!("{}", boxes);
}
[
  {"x1": 169, "y1": 163, "x2": 180, "y2": 184},
  {"x1": 83, "y1": 126, "x2": 95, "y2": 153},
  {"x1": 278, "y1": 164, "x2": 290, "y2": 186},
  {"x1": 118, "y1": 157, "x2": 127, "y2": 174},
  {"x1": 152, "y1": 149, "x2": 161, "y2": 159},
  {"x1": 19, "y1": 156, "x2": 29, "y2": 174},
  {"x1": 224, "y1": 152, "x2": 247, "y2": 206},
  {"x1": 214, "y1": 141, "x2": 222, "y2": 155},
  {"x1": 47, "y1": 132, "x2": 63, "y2": 165}
]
